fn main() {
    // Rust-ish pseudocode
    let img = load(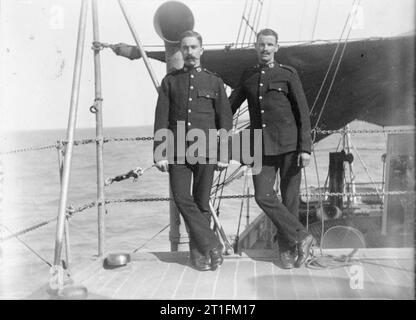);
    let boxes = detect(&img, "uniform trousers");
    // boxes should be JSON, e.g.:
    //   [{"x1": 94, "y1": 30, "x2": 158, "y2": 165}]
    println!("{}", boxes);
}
[
  {"x1": 252, "y1": 152, "x2": 309, "y2": 251},
  {"x1": 169, "y1": 163, "x2": 220, "y2": 255}
]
